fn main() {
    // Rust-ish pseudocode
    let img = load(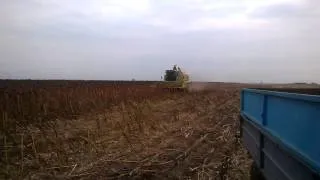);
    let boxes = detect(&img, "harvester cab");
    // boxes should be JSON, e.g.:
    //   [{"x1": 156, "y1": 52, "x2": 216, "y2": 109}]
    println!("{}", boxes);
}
[{"x1": 164, "y1": 65, "x2": 178, "y2": 81}]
